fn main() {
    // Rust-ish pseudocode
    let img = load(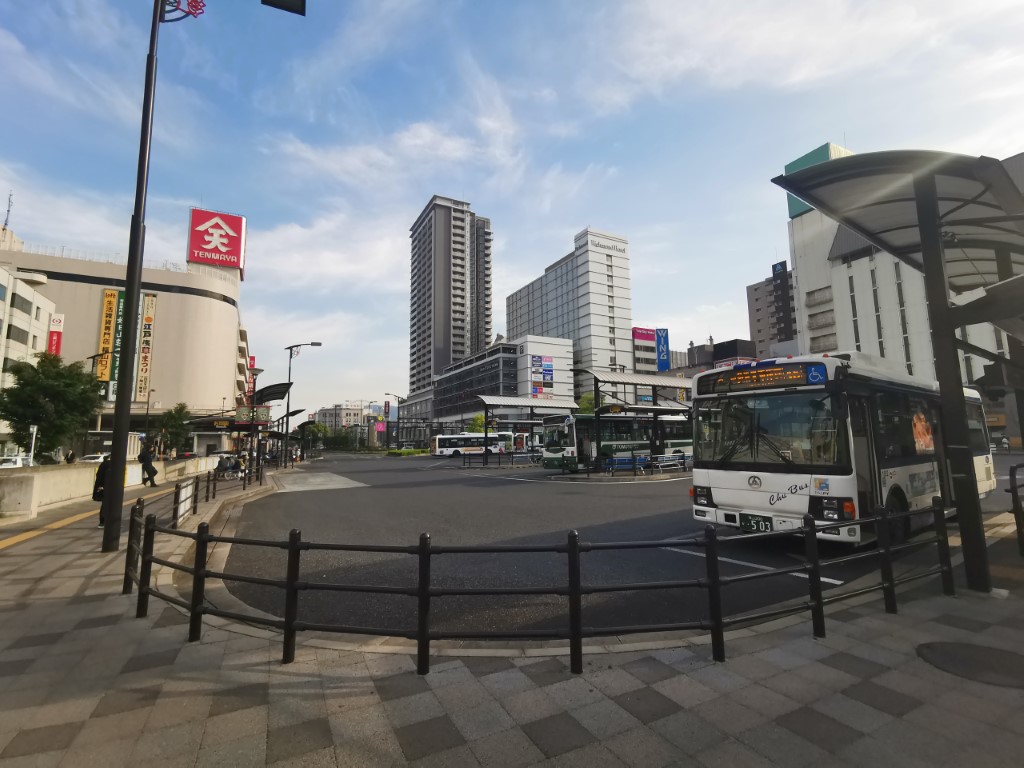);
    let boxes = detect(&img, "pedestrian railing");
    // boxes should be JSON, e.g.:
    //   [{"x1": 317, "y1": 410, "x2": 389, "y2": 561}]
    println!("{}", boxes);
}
[
  {"x1": 125, "y1": 497, "x2": 955, "y2": 675},
  {"x1": 459, "y1": 452, "x2": 522, "y2": 468},
  {"x1": 1007, "y1": 463, "x2": 1024, "y2": 556}
]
